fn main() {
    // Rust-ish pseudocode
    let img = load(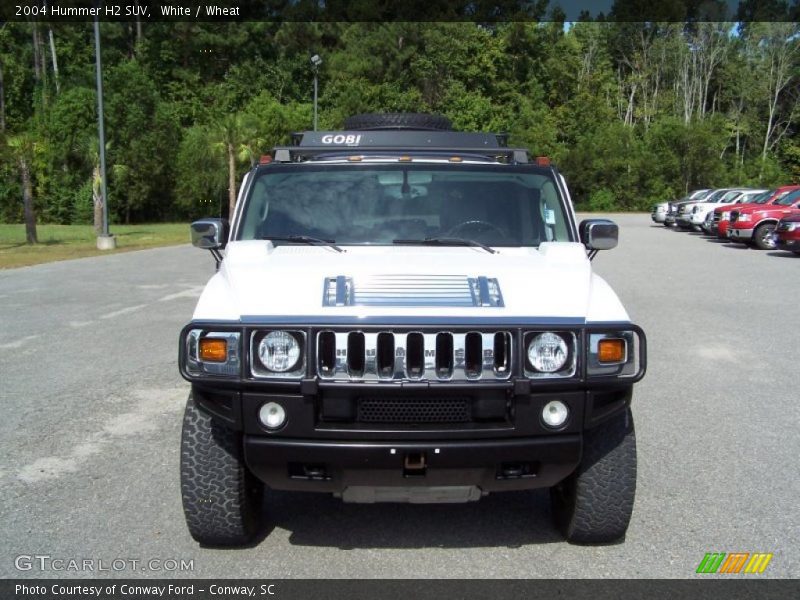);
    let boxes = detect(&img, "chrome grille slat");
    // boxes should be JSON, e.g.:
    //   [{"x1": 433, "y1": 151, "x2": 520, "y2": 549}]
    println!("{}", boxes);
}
[
  {"x1": 423, "y1": 333, "x2": 438, "y2": 380},
  {"x1": 481, "y1": 333, "x2": 496, "y2": 379},
  {"x1": 333, "y1": 332, "x2": 349, "y2": 379},
  {"x1": 363, "y1": 332, "x2": 378, "y2": 378},
  {"x1": 316, "y1": 330, "x2": 513, "y2": 382}
]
